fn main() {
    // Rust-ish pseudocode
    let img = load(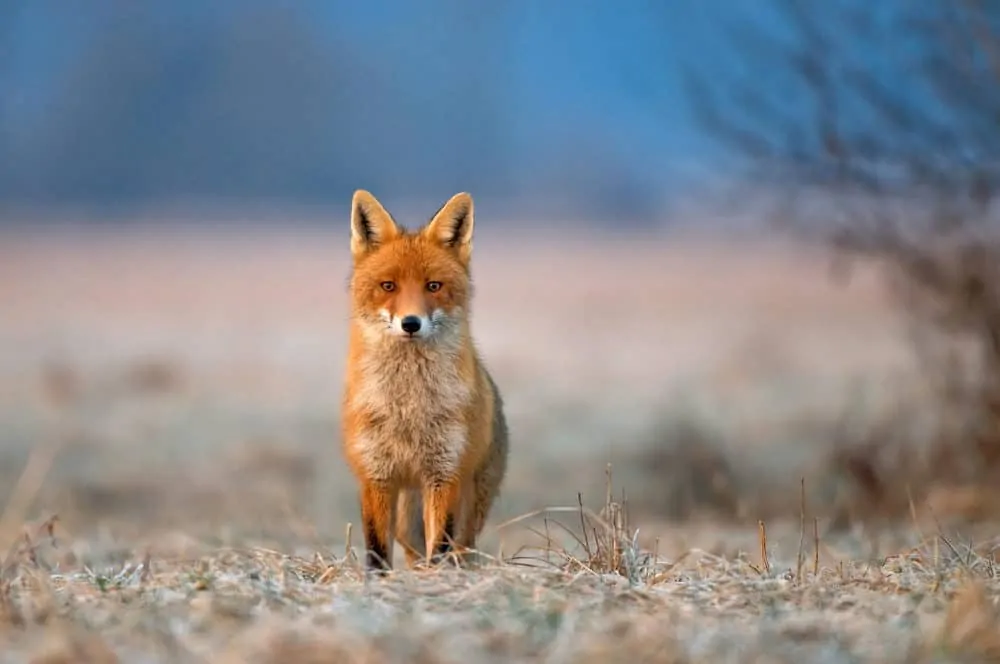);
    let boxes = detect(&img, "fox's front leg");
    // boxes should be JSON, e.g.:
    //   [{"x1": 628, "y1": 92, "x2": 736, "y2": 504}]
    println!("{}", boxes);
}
[
  {"x1": 455, "y1": 479, "x2": 479, "y2": 567},
  {"x1": 359, "y1": 480, "x2": 398, "y2": 573},
  {"x1": 422, "y1": 480, "x2": 460, "y2": 565}
]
